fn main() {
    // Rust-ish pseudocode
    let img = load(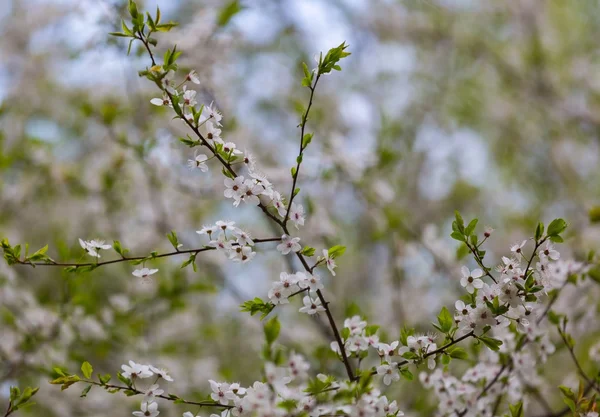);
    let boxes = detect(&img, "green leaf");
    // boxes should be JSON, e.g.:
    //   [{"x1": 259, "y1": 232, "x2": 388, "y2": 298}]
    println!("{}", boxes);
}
[
  {"x1": 318, "y1": 42, "x2": 351, "y2": 75},
  {"x1": 399, "y1": 368, "x2": 413, "y2": 380},
  {"x1": 547, "y1": 218, "x2": 567, "y2": 237},
  {"x1": 167, "y1": 230, "x2": 180, "y2": 250},
  {"x1": 437, "y1": 306, "x2": 454, "y2": 334},
  {"x1": 535, "y1": 222, "x2": 544, "y2": 241},
  {"x1": 447, "y1": 346, "x2": 469, "y2": 360},
  {"x1": 450, "y1": 231, "x2": 465, "y2": 242},
  {"x1": 328, "y1": 245, "x2": 346, "y2": 258},
  {"x1": 302, "y1": 133, "x2": 313, "y2": 148},
  {"x1": 478, "y1": 336, "x2": 502, "y2": 351},
  {"x1": 81, "y1": 362, "x2": 93, "y2": 379},
  {"x1": 465, "y1": 218, "x2": 478, "y2": 236},
  {"x1": 217, "y1": 0, "x2": 243, "y2": 27},
  {"x1": 454, "y1": 211, "x2": 465, "y2": 230},
  {"x1": 590, "y1": 206, "x2": 600, "y2": 223},
  {"x1": 300, "y1": 246, "x2": 316, "y2": 256},
  {"x1": 509, "y1": 401, "x2": 524, "y2": 417},
  {"x1": 80, "y1": 385, "x2": 92, "y2": 398},
  {"x1": 240, "y1": 298, "x2": 275, "y2": 319},
  {"x1": 264, "y1": 316, "x2": 281, "y2": 345},
  {"x1": 116, "y1": 373, "x2": 132, "y2": 387}
]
